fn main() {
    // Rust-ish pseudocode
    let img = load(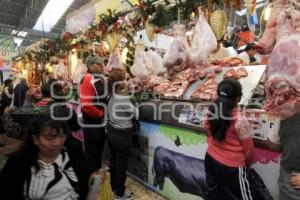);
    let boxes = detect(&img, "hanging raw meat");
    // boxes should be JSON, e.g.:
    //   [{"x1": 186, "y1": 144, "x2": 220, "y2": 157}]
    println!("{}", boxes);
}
[
  {"x1": 72, "y1": 59, "x2": 87, "y2": 84},
  {"x1": 130, "y1": 50, "x2": 154, "y2": 78},
  {"x1": 163, "y1": 24, "x2": 189, "y2": 77},
  {"x1": 188, "y1": 11, "x2": 217, "y2": 65},
  {"x1": 146, "y1": 49, "x2": 165, "y2": 75},
  {"x1": 107, "y1": 48, "x2": 124, "y2": 71},
  {"x1": 255, "y1": 2, "x2": 300, "y2": 119}
]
